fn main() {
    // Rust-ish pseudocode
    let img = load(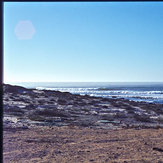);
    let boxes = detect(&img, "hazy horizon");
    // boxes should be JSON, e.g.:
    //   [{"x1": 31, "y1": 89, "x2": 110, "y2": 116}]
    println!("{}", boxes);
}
[{"x1": 4, "y1": 2, "x2": 163, "y2": 83}]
